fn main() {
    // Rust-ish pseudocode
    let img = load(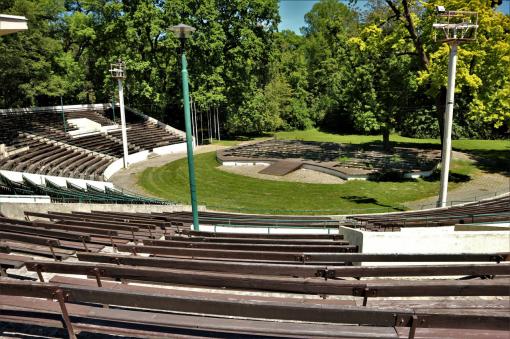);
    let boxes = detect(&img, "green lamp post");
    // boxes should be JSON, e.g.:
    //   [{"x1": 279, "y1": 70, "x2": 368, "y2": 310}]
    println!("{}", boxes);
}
[{"x1": 170, "y1": 23, "x2": 199, "y2": 231}]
